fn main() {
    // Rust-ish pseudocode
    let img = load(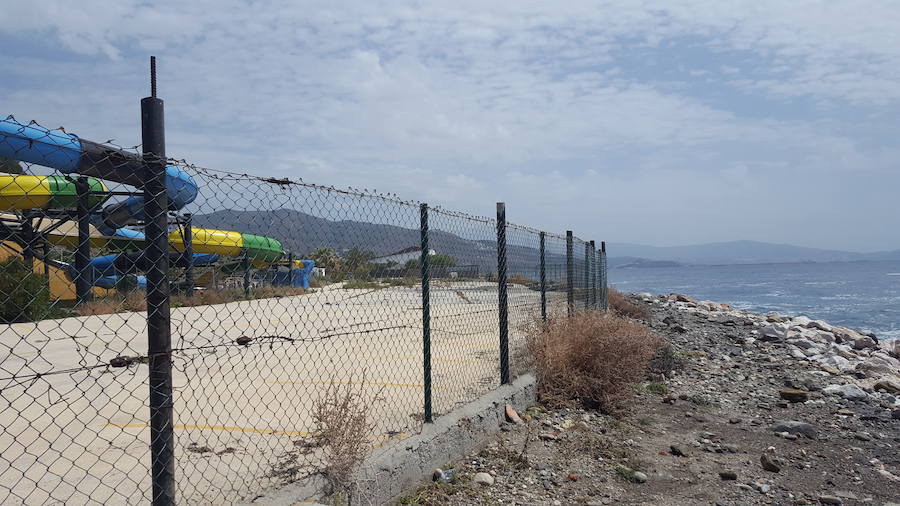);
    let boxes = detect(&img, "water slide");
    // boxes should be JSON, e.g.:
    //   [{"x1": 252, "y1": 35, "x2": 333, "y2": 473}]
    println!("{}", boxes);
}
[{"x1": 0, "y1": 118, "x2": 314, "y2": 290}]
